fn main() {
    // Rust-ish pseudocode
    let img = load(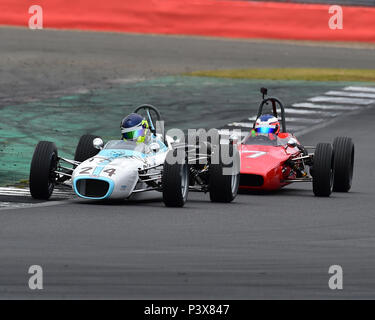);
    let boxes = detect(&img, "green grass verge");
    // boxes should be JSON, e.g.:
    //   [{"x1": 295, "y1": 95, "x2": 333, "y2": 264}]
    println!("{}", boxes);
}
[{"x1": 186, "y1": 68, "x2": 375, "y2": 82}]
